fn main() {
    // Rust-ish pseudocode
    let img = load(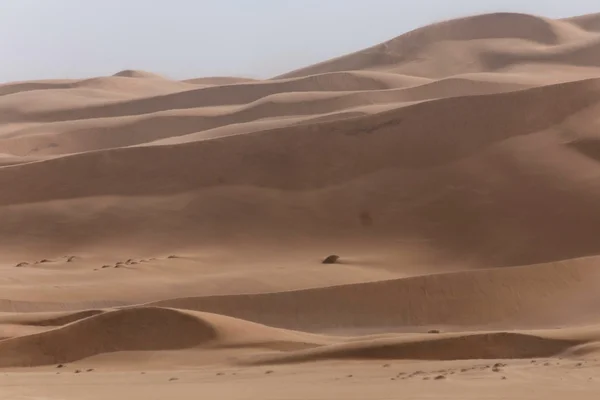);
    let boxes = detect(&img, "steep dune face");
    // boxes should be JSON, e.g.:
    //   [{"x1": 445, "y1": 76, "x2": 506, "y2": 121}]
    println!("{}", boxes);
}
[
  {"x1": 0, "y1": 308, "x2": 218, "y2": 367},
  {"x1": 4, "y1": 12, "x2": 600, "y2": 379}
]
